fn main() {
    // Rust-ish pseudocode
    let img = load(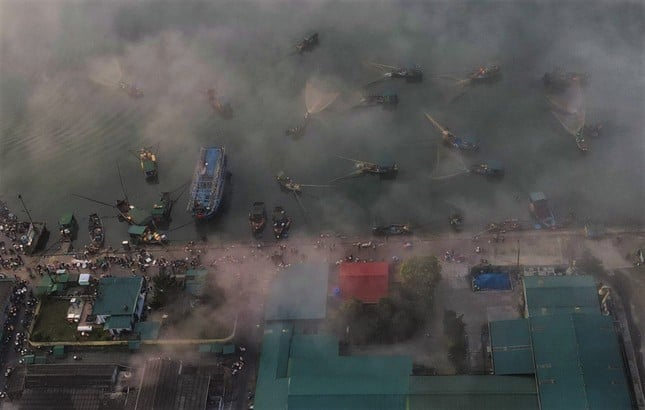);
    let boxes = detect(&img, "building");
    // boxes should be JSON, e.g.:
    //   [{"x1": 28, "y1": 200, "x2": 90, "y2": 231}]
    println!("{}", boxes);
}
[
  {"x1": 133, "y1": 358, "x2": 211, "y2": 410},
  {"x1": 490, "y1": 274, "x2": 633, "y2": 410},
  {"x1": 92, "y1": 277, "x2": 145, "y2": 335},
  {"x1": 255, "y1": 265, "x2": 634, "y2": 410},
  {"x1": 338, "y1": 262, "x2": 389, "y2": 303}
]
